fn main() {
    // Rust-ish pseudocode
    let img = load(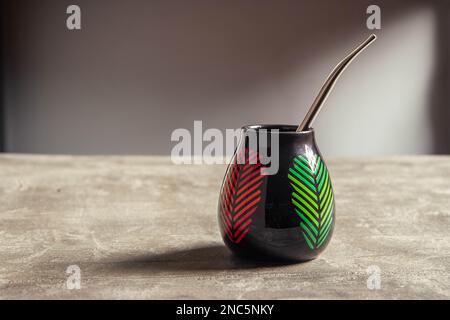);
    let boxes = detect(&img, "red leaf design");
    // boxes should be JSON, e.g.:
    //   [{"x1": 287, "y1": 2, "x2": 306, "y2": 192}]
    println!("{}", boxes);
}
[{"x1": 220, "y1": 148, "x2": 265, "y2": 244}]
